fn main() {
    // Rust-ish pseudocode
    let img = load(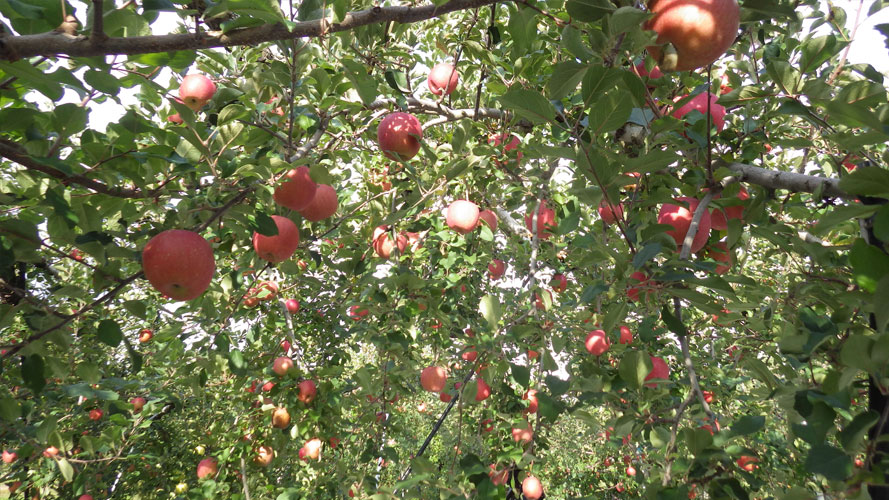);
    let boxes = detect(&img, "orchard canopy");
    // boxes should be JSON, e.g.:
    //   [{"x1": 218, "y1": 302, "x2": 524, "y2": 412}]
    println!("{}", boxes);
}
[{"x1": 2, "y1": 0, "x2": 889, "y2": 498}]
